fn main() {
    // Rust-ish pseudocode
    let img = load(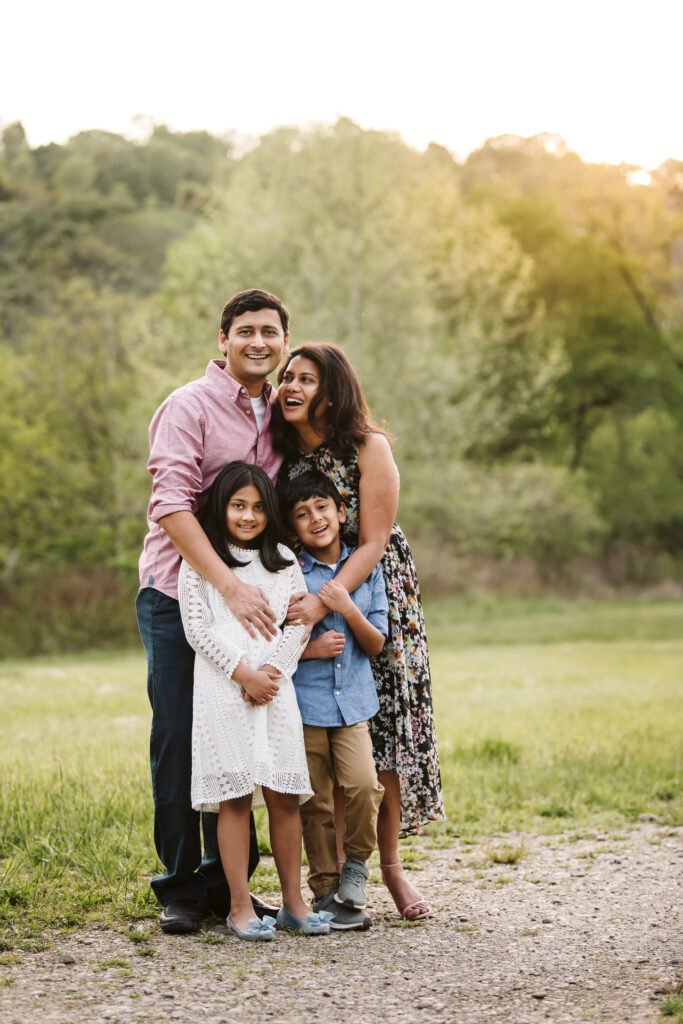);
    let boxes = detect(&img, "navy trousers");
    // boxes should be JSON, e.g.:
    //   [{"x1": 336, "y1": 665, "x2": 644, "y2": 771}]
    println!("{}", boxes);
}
[{"x1": 135, "y1": 587, "x2": 259, "y2": 910}]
